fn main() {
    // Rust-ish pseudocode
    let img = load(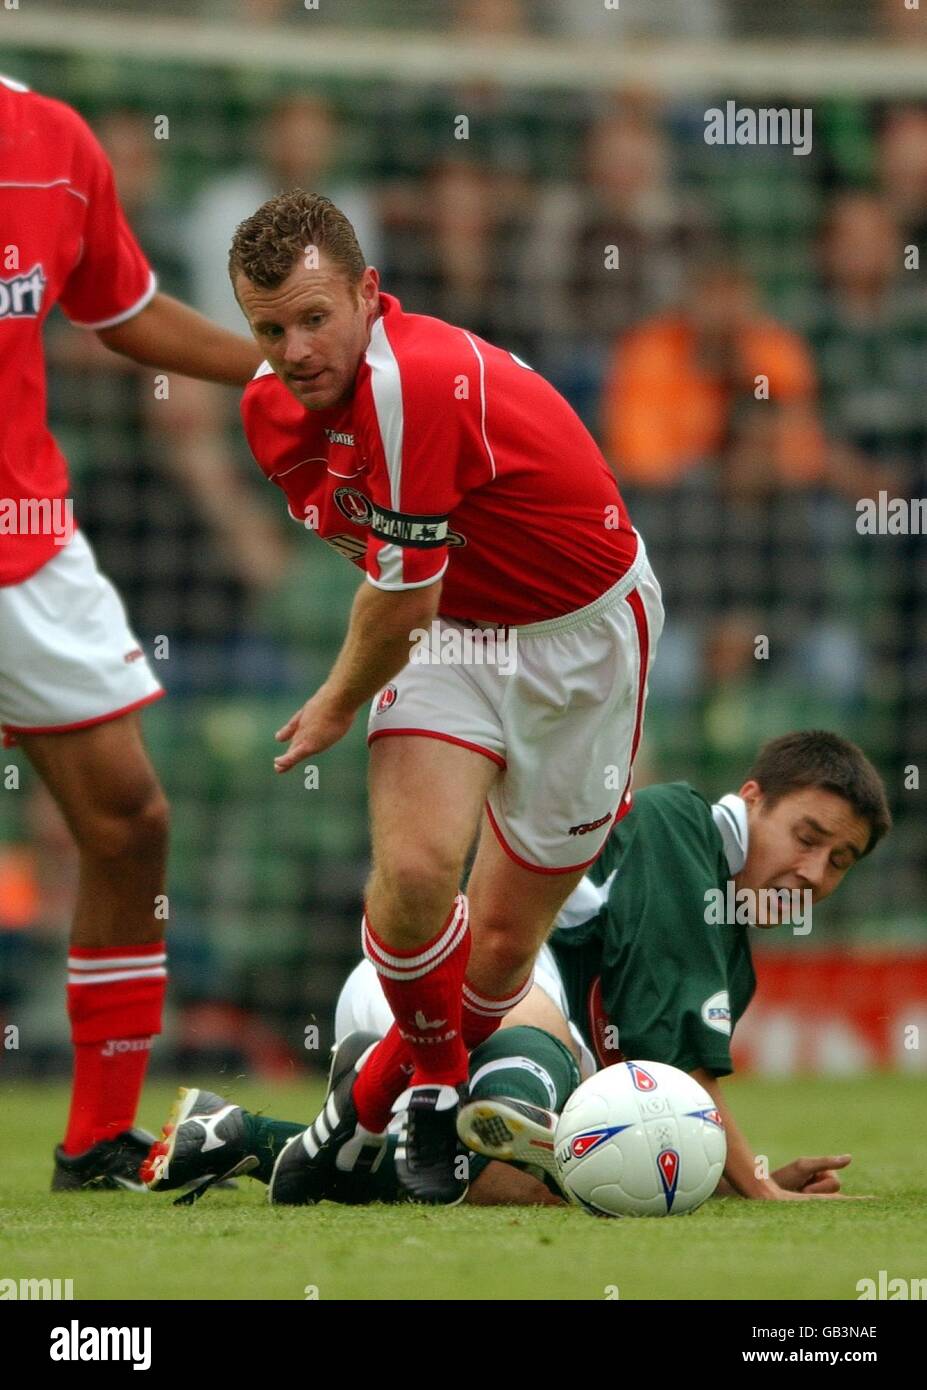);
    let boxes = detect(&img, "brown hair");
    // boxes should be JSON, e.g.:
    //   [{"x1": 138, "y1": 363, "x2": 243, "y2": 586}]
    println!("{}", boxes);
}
[
  {"x1": 746, "y1": 730, "x2": 892, "y2": 856},
  {"x1": 228, "y1": 189, "x2": 366, "y2": 289}
]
